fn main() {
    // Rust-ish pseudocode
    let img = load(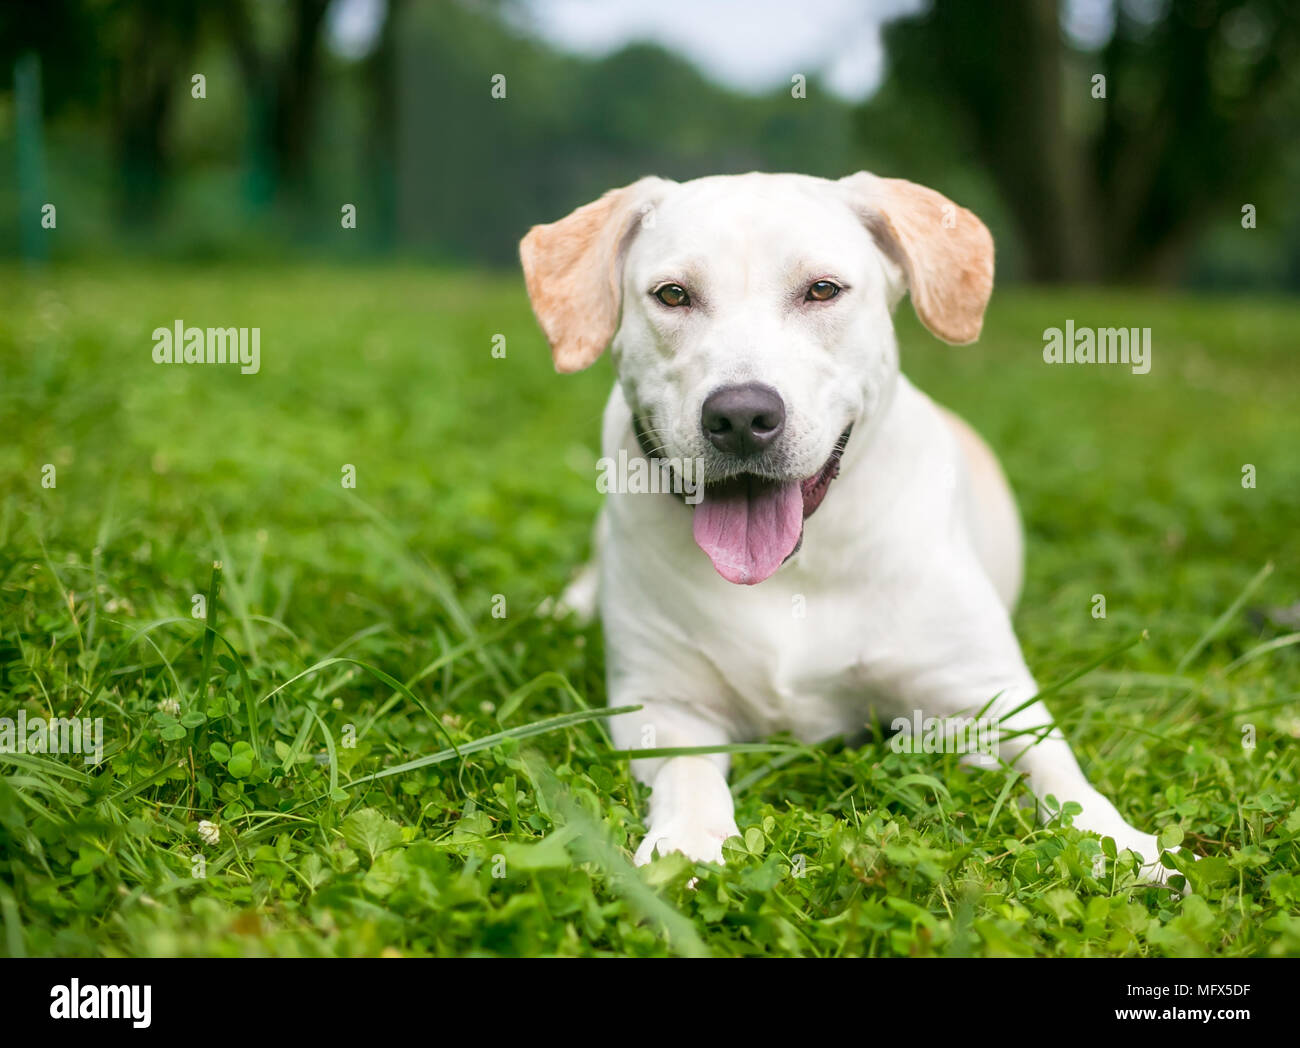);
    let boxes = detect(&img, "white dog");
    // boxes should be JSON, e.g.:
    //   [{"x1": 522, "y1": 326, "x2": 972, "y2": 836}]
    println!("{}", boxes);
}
[{"x1": 520, "y1": 172, "x2": 1171, "y2": 881}]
